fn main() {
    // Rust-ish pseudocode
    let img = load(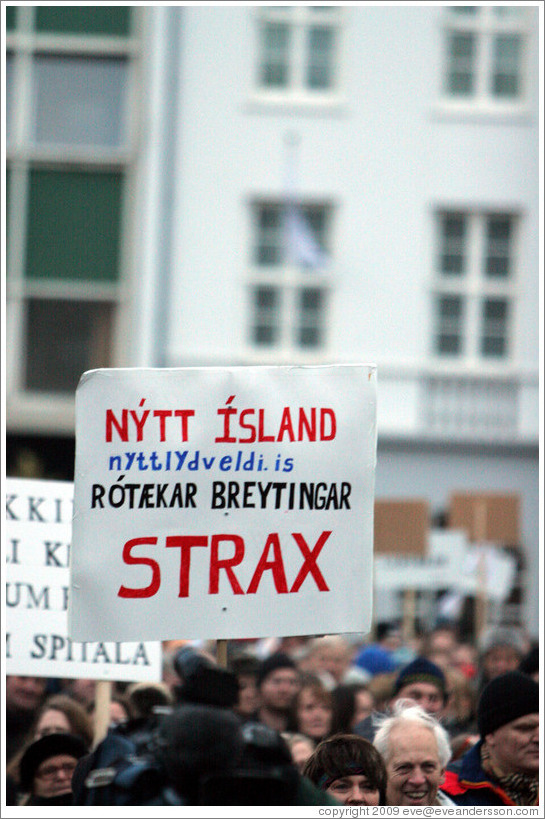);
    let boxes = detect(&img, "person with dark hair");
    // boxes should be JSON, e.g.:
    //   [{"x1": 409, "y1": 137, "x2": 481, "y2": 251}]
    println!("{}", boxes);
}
[
  {"x1": 124, "y1": 681, "x2": 174, "y2": 720},
  {"x1": 441, "y1": 671, "x2": 539, "y2": 806},
  {"x1": 253, "y1": 653, "x2": 301, "y2": 733},
  {"x1": 330, "y1": 683, "x2": 375, "y2": 735},
  {"x1": 303, "y1": 733, "x2": 388, "y2": 805},
  {"x1": 18, "y1": 733, "x2": 87, "y2": 805},
  {"x1": 229, "y1": 653, "x2": 262, "y2": 720},
  {"x1": 6, "y1": 676, "x2": 47, "y2": 764}
]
